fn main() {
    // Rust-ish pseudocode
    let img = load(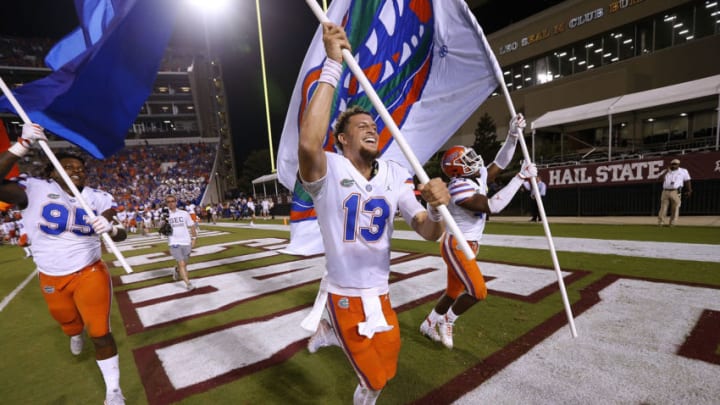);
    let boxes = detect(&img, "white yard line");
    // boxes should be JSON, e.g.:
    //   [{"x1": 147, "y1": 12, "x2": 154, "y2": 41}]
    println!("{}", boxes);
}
[
  {"x1": 0, "y1": 268, "x2": 38, "y2": 312},
  {"x1": 211, "y1": 222, "x2": 719, "y2": 263}
]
